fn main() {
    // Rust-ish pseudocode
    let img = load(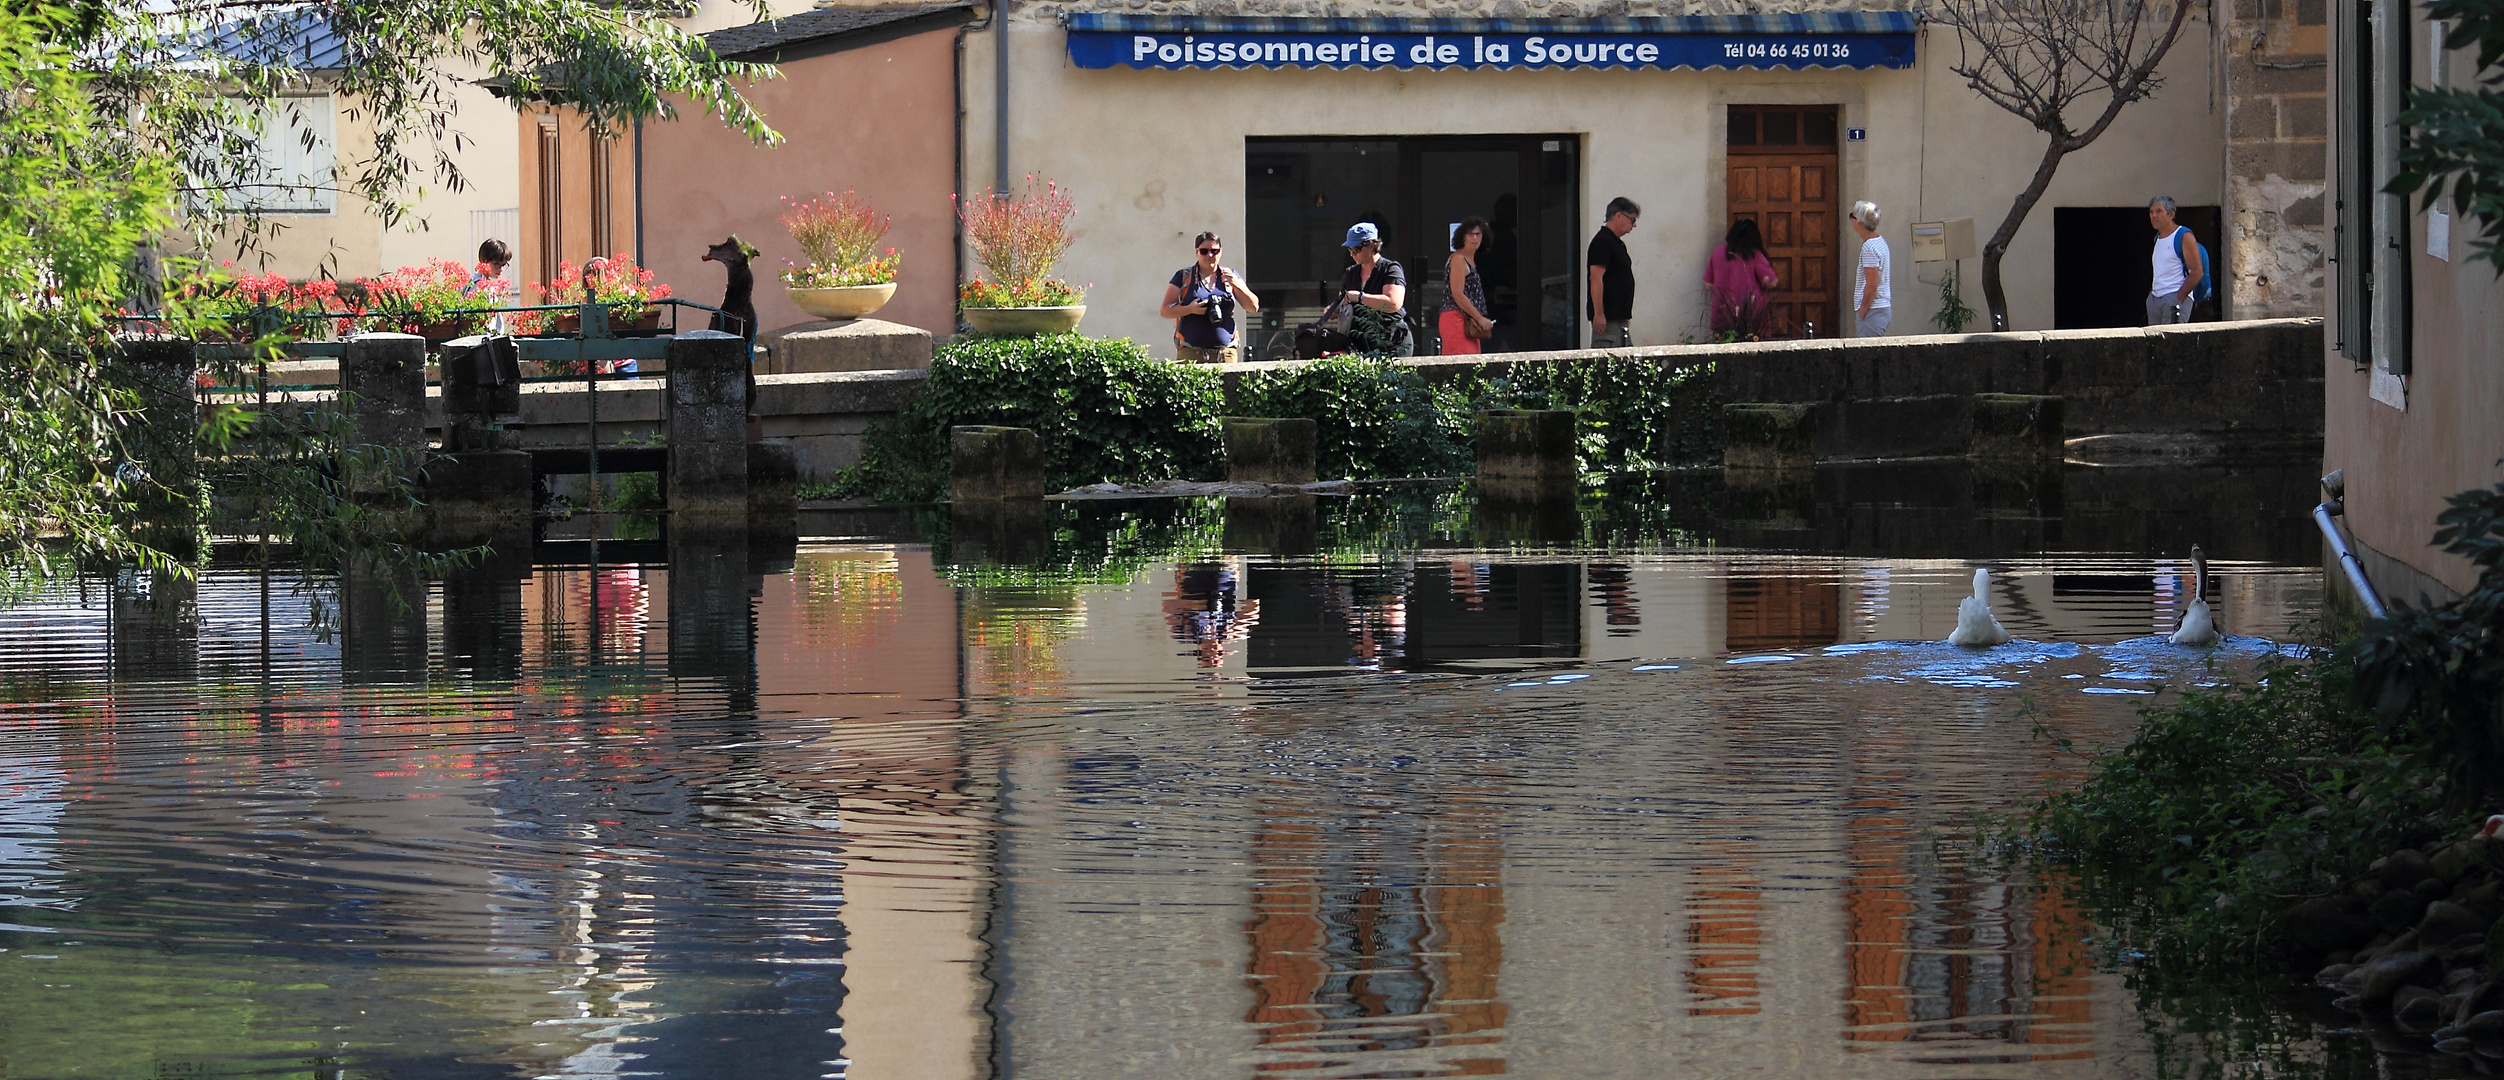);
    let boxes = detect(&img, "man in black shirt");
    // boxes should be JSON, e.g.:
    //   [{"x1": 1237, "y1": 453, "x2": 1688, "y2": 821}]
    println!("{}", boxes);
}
[{"x1": 1586, "y1": 196, "x2": 1639, "y2": 347}]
